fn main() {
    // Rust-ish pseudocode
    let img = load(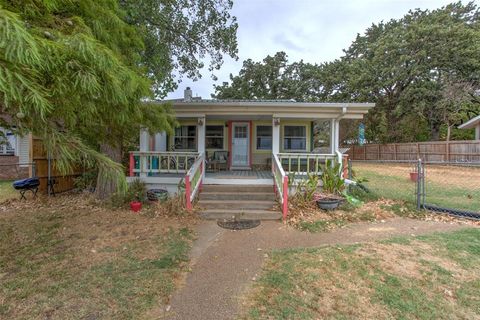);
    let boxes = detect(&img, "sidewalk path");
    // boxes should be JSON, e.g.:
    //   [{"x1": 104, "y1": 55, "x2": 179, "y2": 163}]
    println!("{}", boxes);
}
[{"x1": 164, "y1": 218, "x2": 471, "y2": 319}]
